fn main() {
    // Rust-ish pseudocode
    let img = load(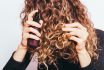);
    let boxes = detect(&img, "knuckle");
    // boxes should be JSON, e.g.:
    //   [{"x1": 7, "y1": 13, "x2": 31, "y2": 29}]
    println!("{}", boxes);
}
[
  {"x1": 26, "y1": 20, "x2": 30, "y2": 25},
  {"x1": 26, "y1": 20, "x2": 33, "y2": 25},
  {"x1": 25, "y1": 21, "x2": 29, "y2": 26}
]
